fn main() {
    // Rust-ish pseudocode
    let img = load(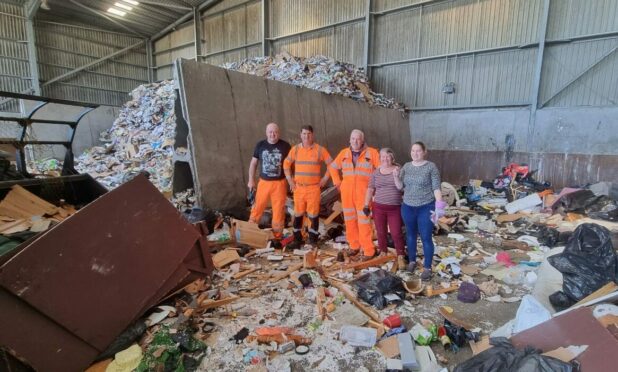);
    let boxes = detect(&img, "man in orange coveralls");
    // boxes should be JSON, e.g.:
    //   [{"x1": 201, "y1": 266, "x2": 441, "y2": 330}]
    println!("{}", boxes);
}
[
  {"x1": 283, "y1": 125, "x2": 335, "y2": 248},
  {"x1": 330, "y1": 129, "x2": 380, "y2": 259},
  {"x1": 248, "y1": 123, "x2": 291, "y2": 248}
]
